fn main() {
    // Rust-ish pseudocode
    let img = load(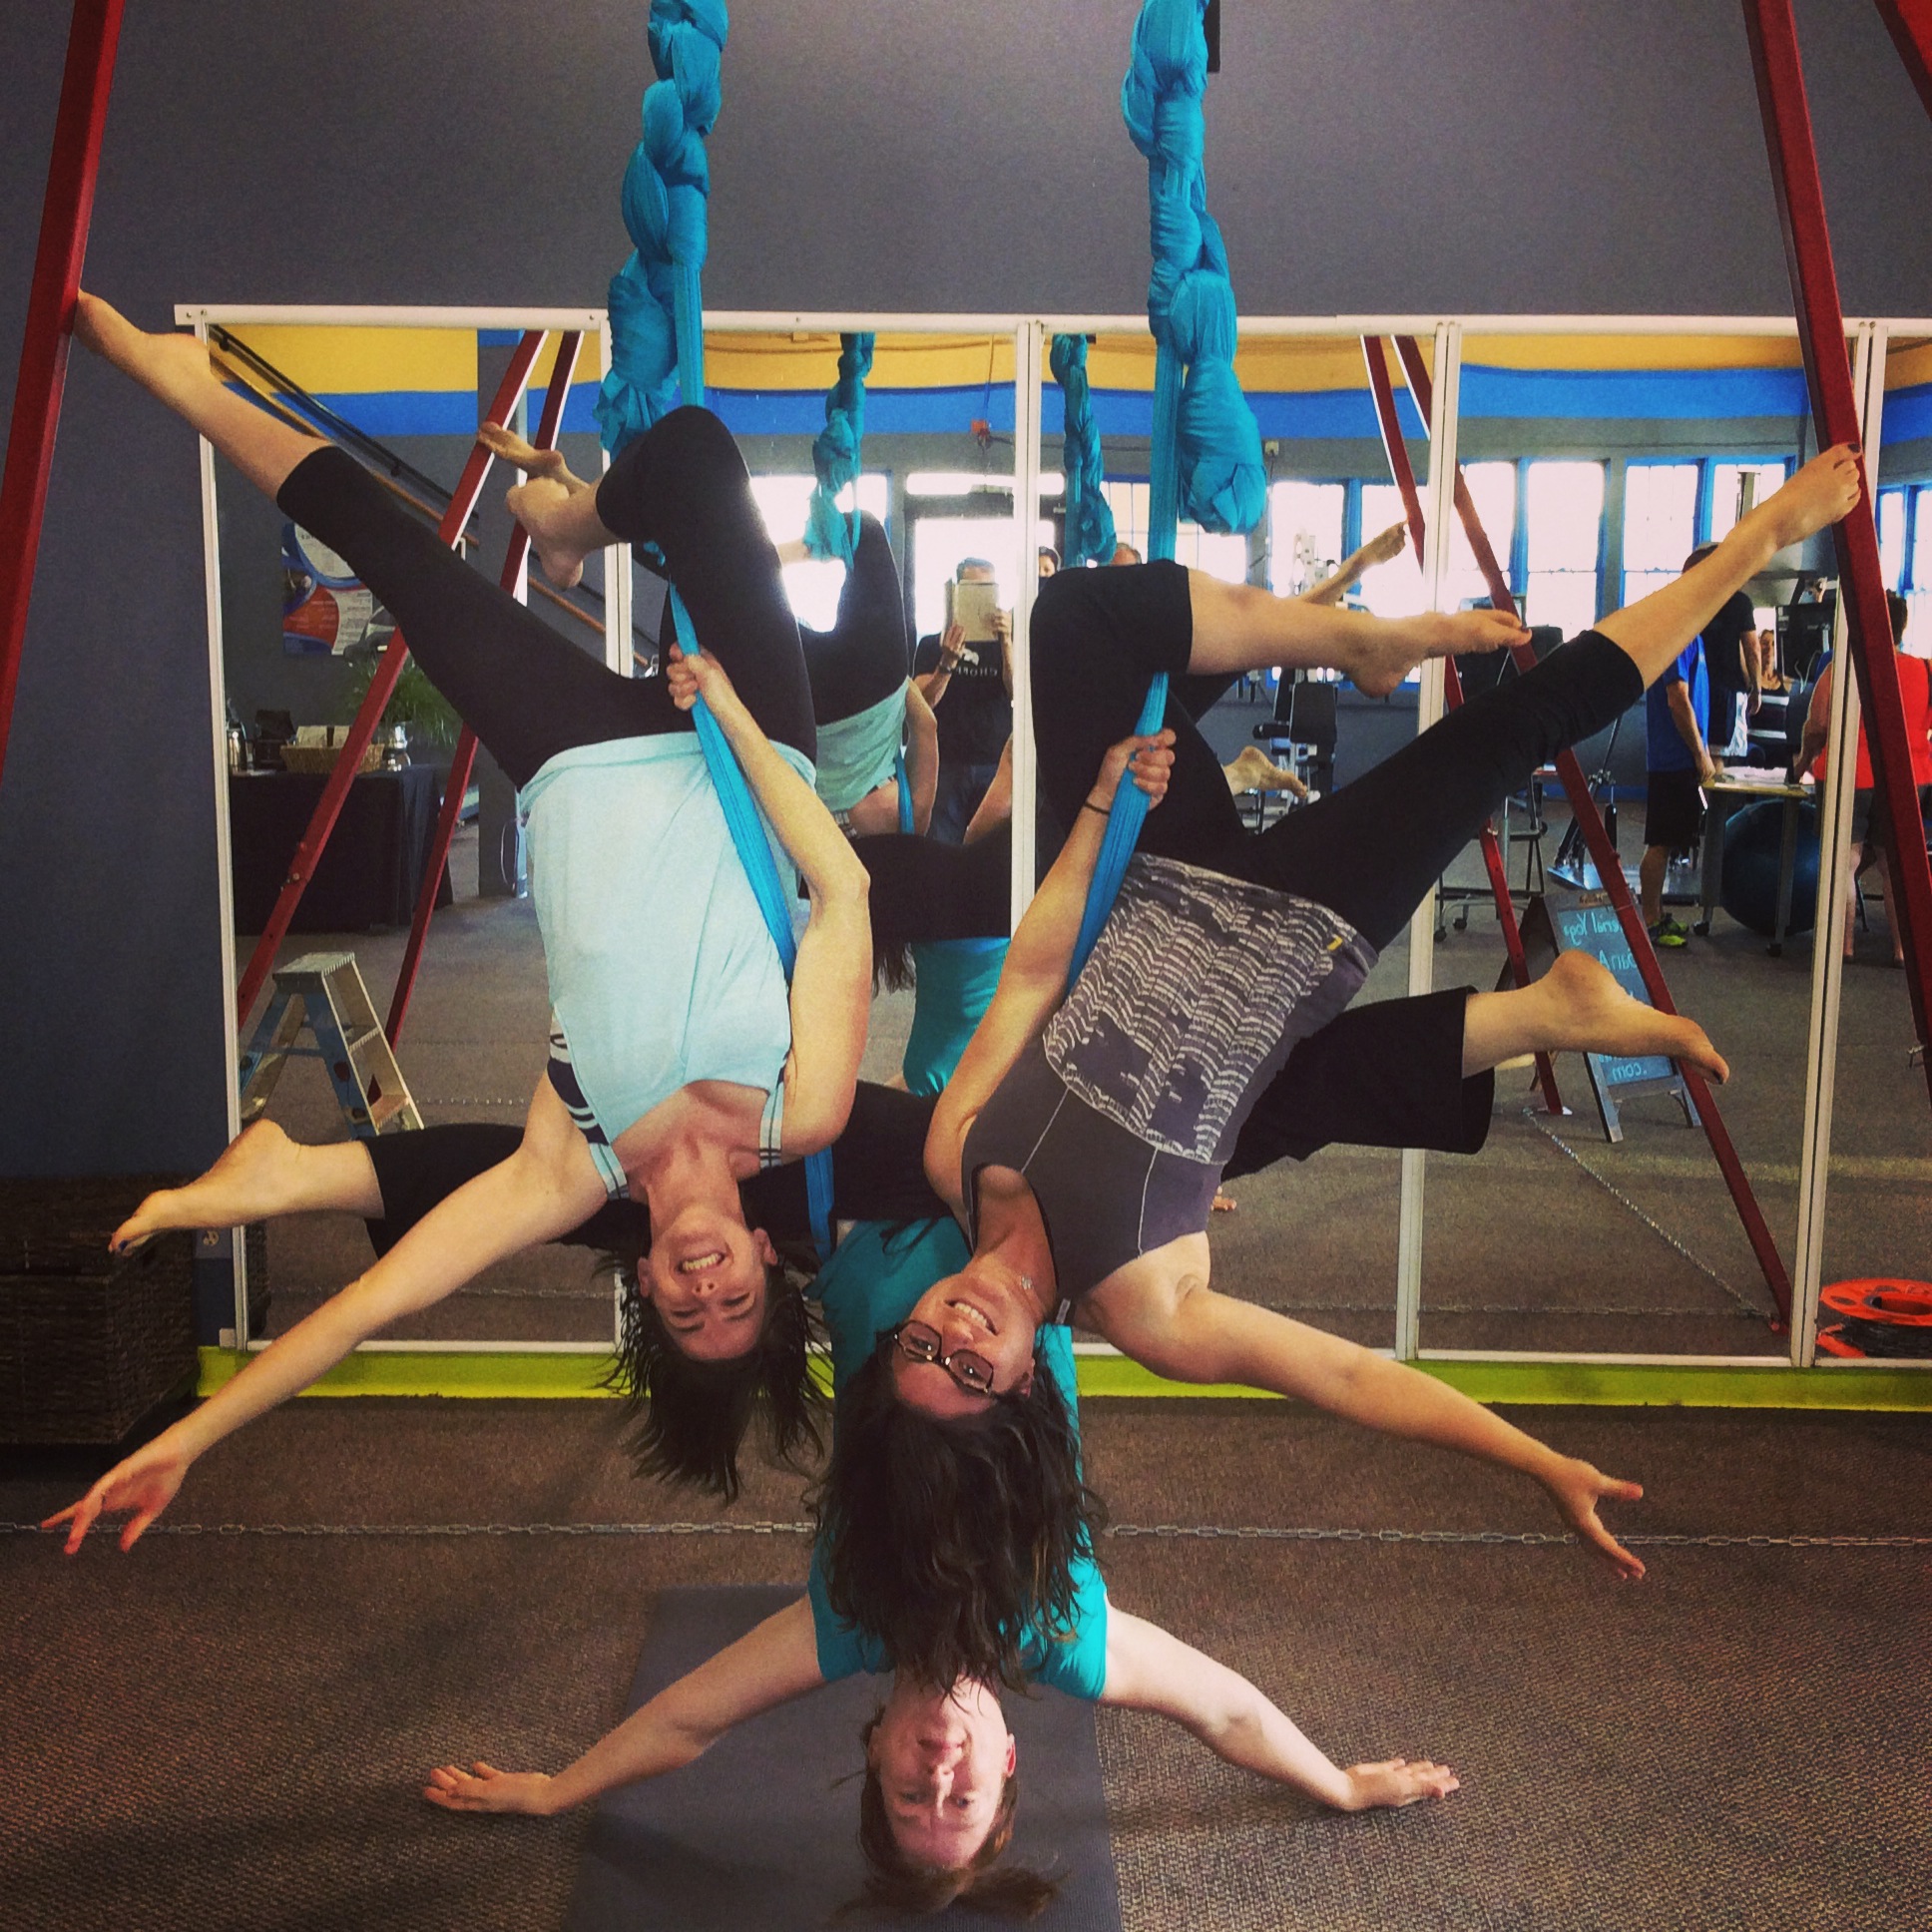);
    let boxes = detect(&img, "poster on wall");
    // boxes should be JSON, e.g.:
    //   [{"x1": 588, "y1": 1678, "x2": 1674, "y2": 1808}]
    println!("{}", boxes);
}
[{"x1": 281, "y1": 521, "x2": 395, "y2": 656}]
